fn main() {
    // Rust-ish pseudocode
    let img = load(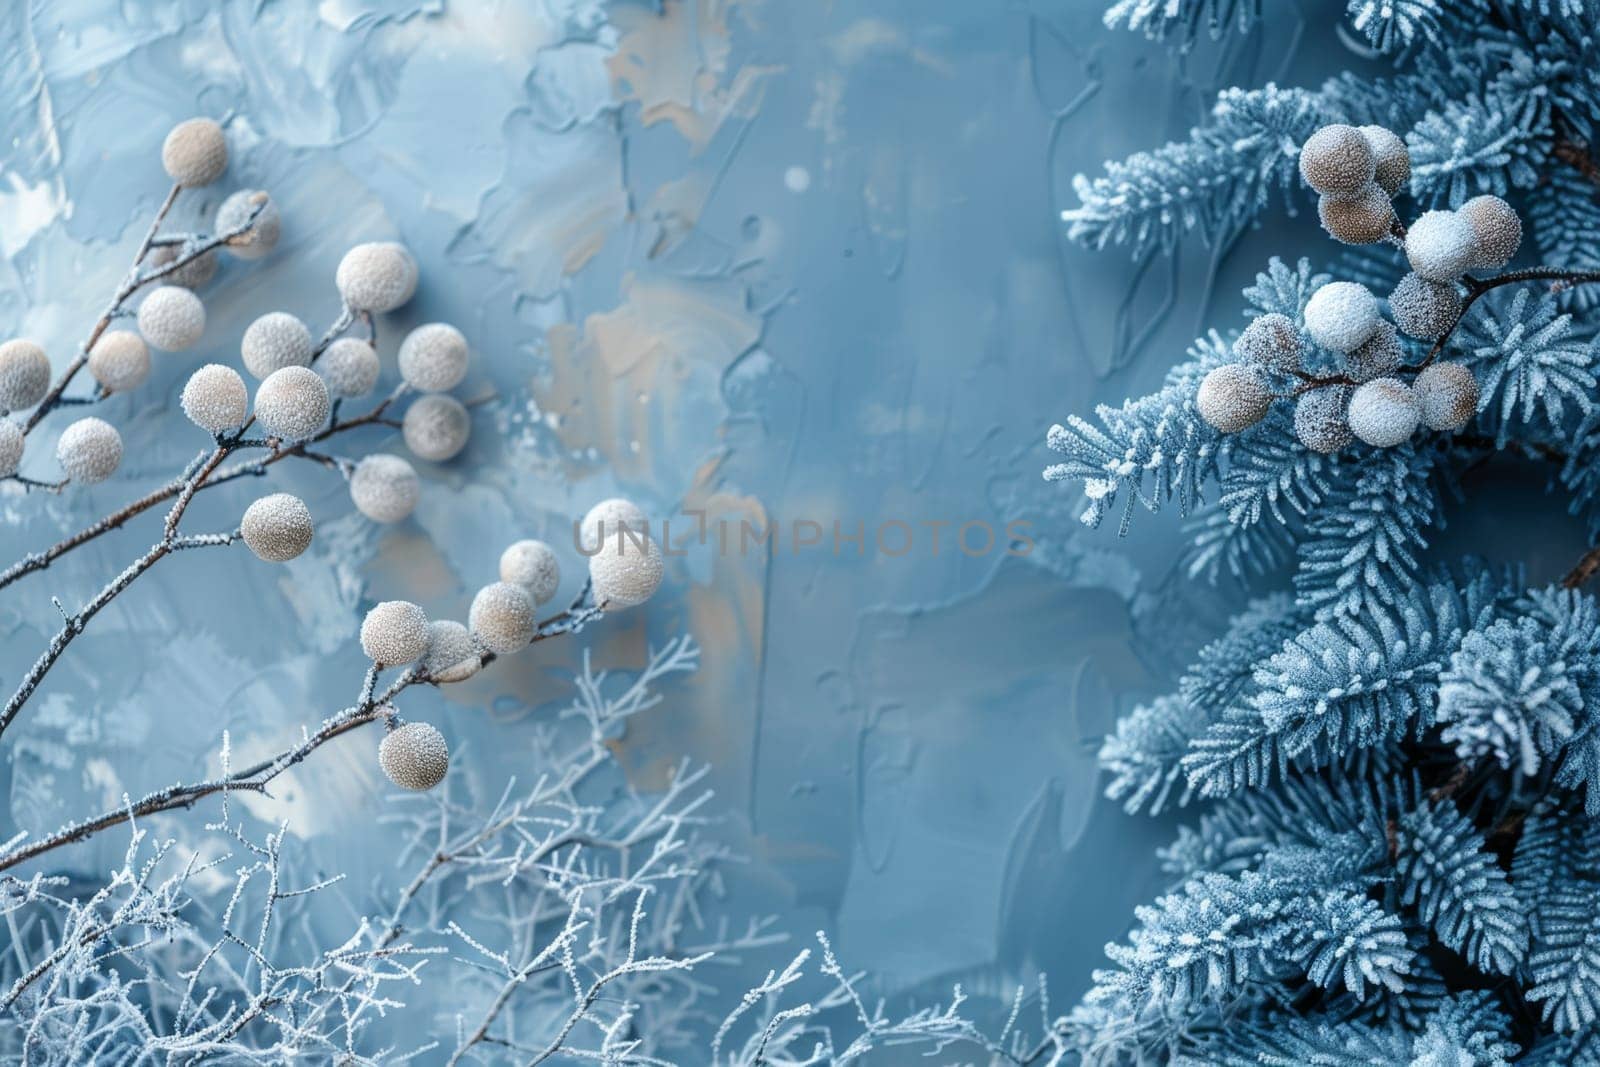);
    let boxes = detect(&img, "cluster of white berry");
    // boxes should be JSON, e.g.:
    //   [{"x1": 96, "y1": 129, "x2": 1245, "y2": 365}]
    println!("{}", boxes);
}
[
  {"x1": 1195, "y1": 123, "x2": 1522, "y2": 453},
  {"x1": 357, "y1": 497, "x2": 665, "y2": 791}
]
